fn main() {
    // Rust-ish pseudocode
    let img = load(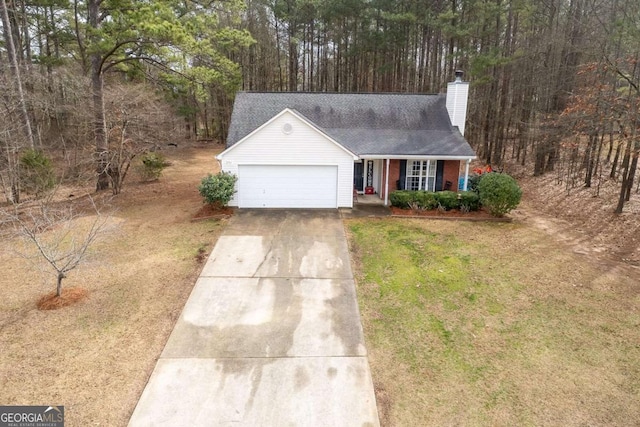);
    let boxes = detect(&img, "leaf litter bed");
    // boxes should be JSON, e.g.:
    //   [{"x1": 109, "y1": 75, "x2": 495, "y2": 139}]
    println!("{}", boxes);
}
[
  {"x1": 37, "y1": 287, "x2": 89, "y2": 310},
  {"x1": 192, "y1": 204, "x2": 234, "y2": 221}
]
